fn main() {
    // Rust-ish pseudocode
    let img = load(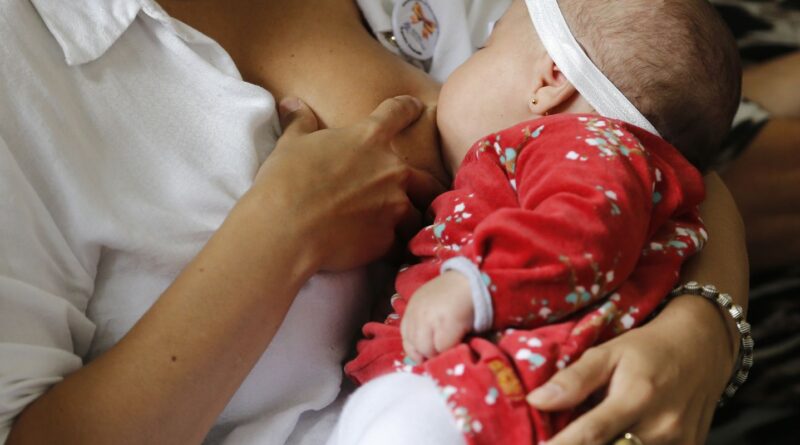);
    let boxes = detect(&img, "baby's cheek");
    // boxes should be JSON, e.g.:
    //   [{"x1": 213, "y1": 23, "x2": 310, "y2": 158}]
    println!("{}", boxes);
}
[
  {"x1": 438, "y1": 67, "x2": 529, "y2": 171},
  {"x1": 436, "y1": 88, "x2": 474, "y2": 172}
]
